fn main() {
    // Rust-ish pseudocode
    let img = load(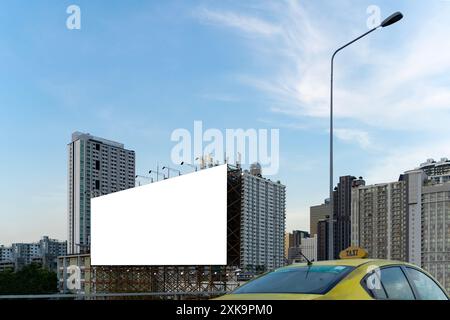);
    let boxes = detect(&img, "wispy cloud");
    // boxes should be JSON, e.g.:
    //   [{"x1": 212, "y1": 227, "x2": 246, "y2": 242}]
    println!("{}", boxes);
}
[
  {"x1": 334, "y1": 128, "x2": 371, "y2": 149},
  {"x1": 194, "y1": 0, "x2": 450, "y2": 183},
  {"x1": 194, "y1": 1, "x2": 450, "y2": 131},
  {"x1": 196, "y1": 7, "x2": 281, "y2": 37}
]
